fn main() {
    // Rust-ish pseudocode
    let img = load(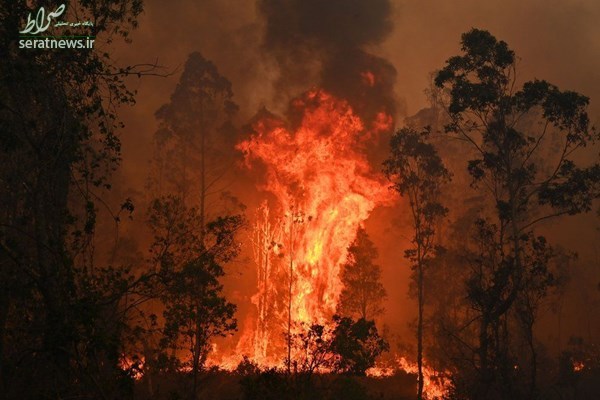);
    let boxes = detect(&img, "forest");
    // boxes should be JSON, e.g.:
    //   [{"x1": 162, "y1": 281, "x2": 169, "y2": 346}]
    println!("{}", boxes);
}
[{"x1": 1, "y1": 1, "x2": 599, "y2": 399}]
